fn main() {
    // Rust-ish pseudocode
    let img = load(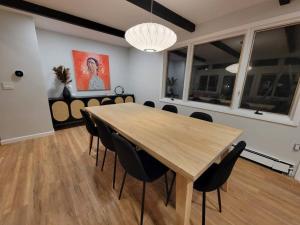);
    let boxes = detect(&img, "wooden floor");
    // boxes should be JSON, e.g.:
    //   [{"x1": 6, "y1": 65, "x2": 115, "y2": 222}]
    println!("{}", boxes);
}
[{"x1": 0, "y1": 126, "x2": 299, "y2": 225}]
